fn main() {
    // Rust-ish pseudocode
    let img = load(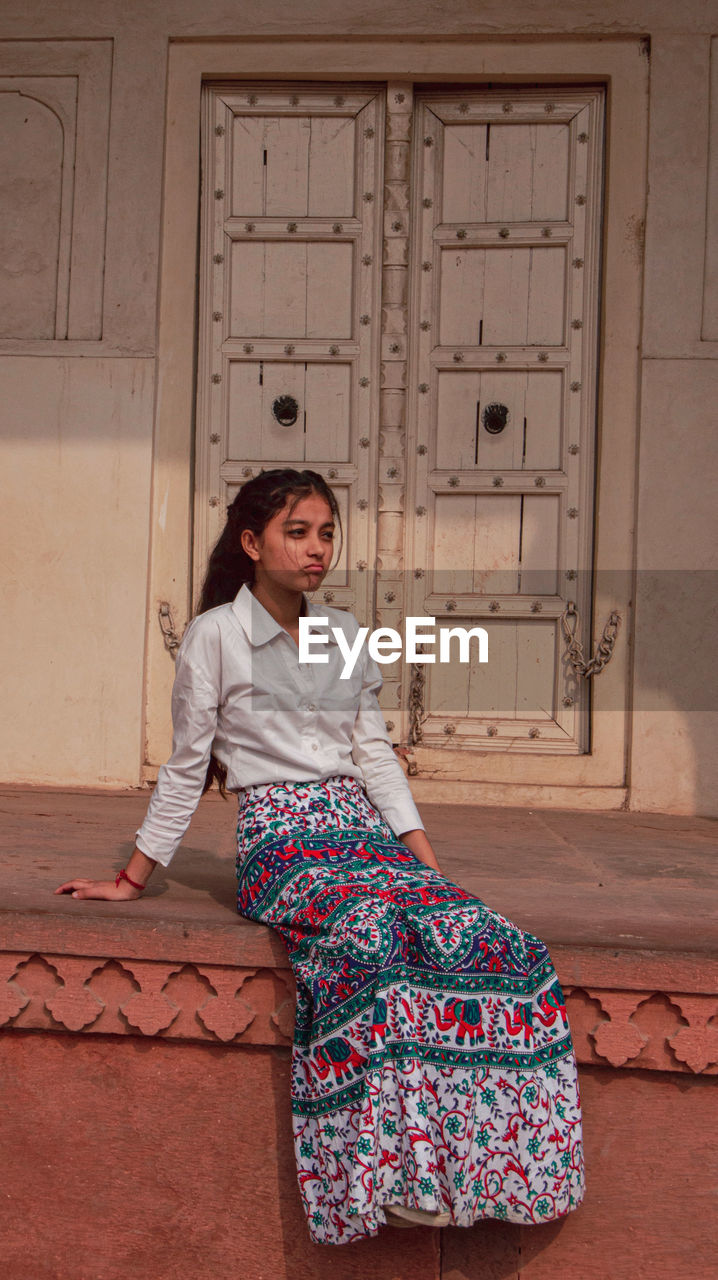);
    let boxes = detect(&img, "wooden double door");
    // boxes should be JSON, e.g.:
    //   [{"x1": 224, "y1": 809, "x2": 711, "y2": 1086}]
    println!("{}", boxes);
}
[{"x1": 195, "y1": 80, "x2": 604, "y2": 759}]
